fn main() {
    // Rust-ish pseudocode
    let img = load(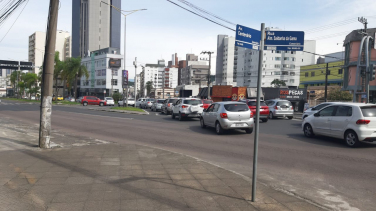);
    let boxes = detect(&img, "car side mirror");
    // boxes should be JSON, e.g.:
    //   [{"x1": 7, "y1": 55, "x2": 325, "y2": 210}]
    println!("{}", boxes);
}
[{"x1": 314, "y1": 113, "x2": 320, "y2": 117}]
